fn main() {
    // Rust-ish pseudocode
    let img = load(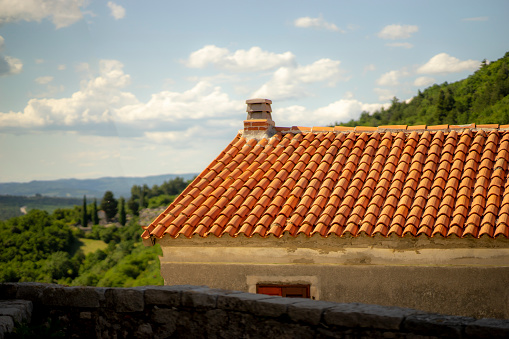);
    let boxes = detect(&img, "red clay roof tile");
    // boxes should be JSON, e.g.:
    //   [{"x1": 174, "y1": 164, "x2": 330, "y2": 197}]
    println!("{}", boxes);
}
[{"x1": 144, "y1": 125, "x2": 509, "y2": 240}]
